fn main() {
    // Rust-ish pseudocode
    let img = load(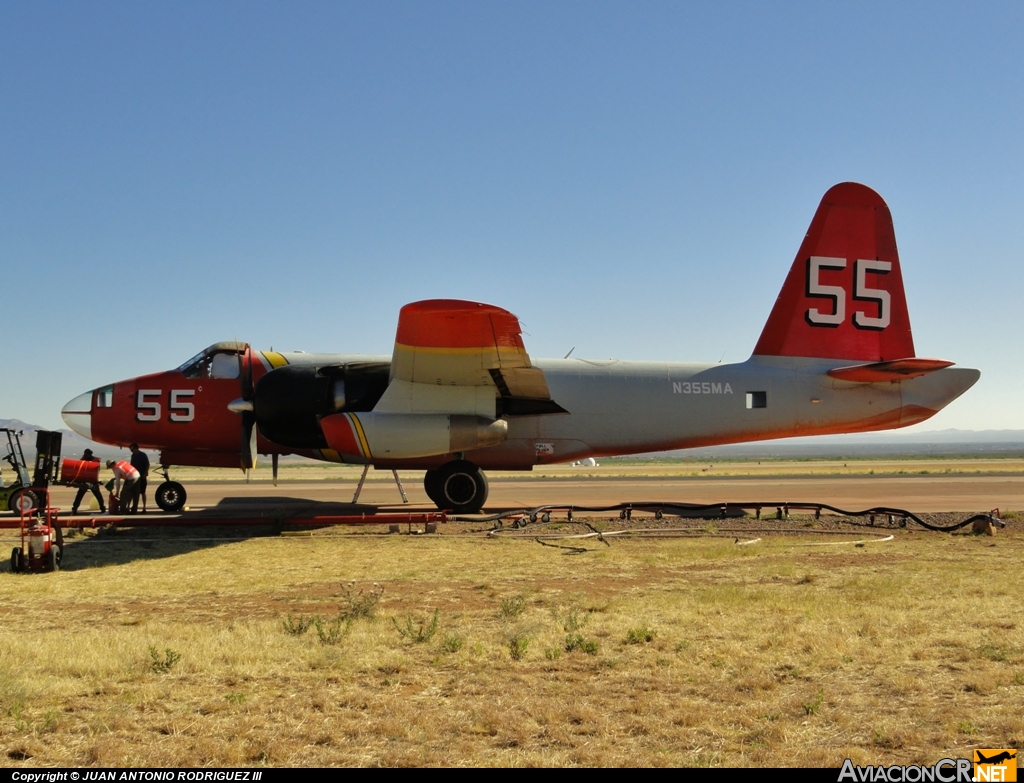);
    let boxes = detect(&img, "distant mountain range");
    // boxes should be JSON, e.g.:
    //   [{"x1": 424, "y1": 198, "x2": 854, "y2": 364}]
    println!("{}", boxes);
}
[
  {"x1": 3, "y1": 418, "x2": 1023, "y2": 467},
  {"x1": 0, "y1": 418, "x2": 133, "y2": 466}
]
